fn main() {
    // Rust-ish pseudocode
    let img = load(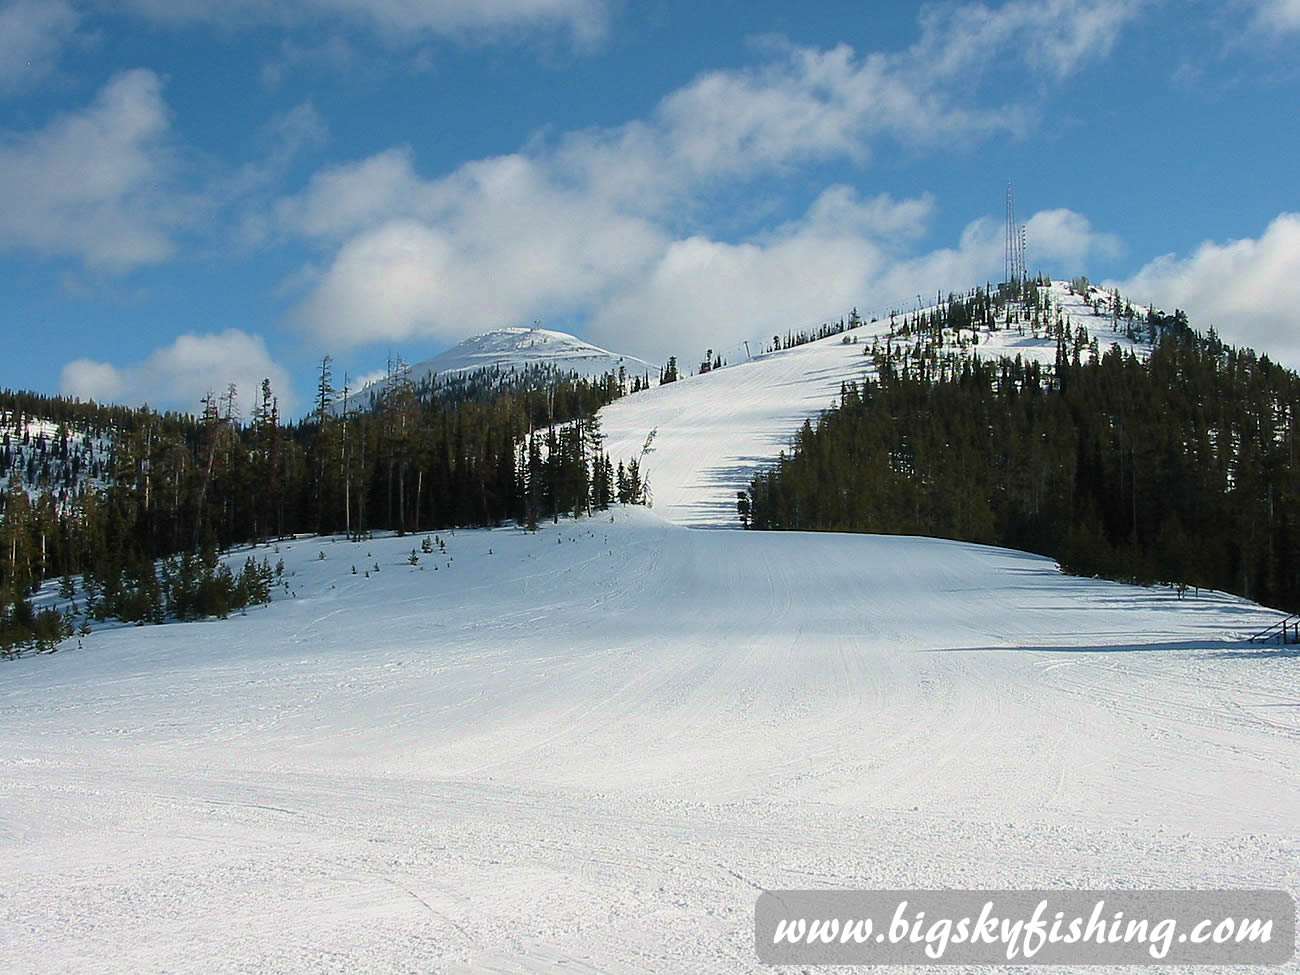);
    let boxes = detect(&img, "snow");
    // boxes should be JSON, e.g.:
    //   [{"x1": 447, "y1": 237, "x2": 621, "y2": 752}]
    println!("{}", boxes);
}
[
  {"x1": 1, "y1": 411, "x2": 111, "y2": 503},
  {"x1": 2, "y1": 510, "x2": 1297, "y2": 973},
  {"x1": 2, "y1": 281, "x2": 1297, "y2": 973},
  {"x1": 350, "y1": 326, "x2": 656, "y2": 408}
]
